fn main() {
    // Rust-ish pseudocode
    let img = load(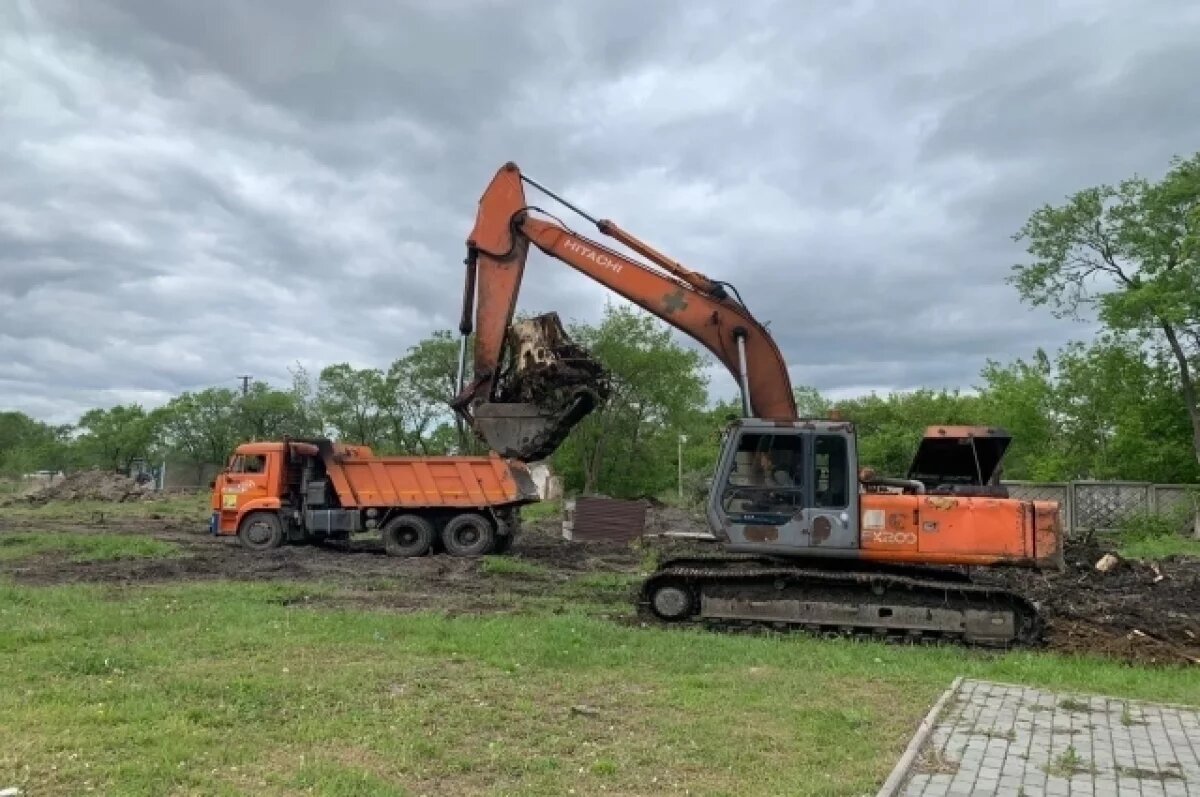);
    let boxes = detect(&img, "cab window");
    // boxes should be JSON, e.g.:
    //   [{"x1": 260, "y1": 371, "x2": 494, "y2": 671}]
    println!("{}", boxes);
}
[
  {"x1": 814, "y1": 435, "x2": 849, "y2": 508},
  {"x1": 231, "y1": 454, "x2": 267, "y2": 474},
  {"x1": 723, "y1": 432, "x2": 805, "y2": 515}
]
